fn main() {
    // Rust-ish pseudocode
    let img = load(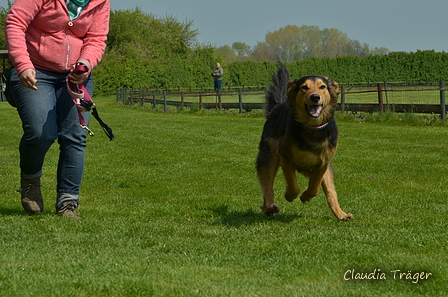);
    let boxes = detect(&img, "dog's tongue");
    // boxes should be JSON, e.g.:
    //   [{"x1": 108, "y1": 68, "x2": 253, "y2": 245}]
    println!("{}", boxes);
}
[{"x1": 309, "y1": 105, "x2": 323, "y2": 117}]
